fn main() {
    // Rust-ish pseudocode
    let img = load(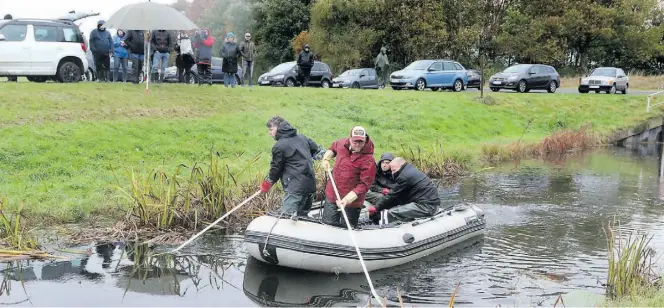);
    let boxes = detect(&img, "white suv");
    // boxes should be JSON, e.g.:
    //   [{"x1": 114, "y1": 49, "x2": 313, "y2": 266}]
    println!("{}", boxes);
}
[{"x1": 0, "y1": 18, "x2": 89, "y2": 83}]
